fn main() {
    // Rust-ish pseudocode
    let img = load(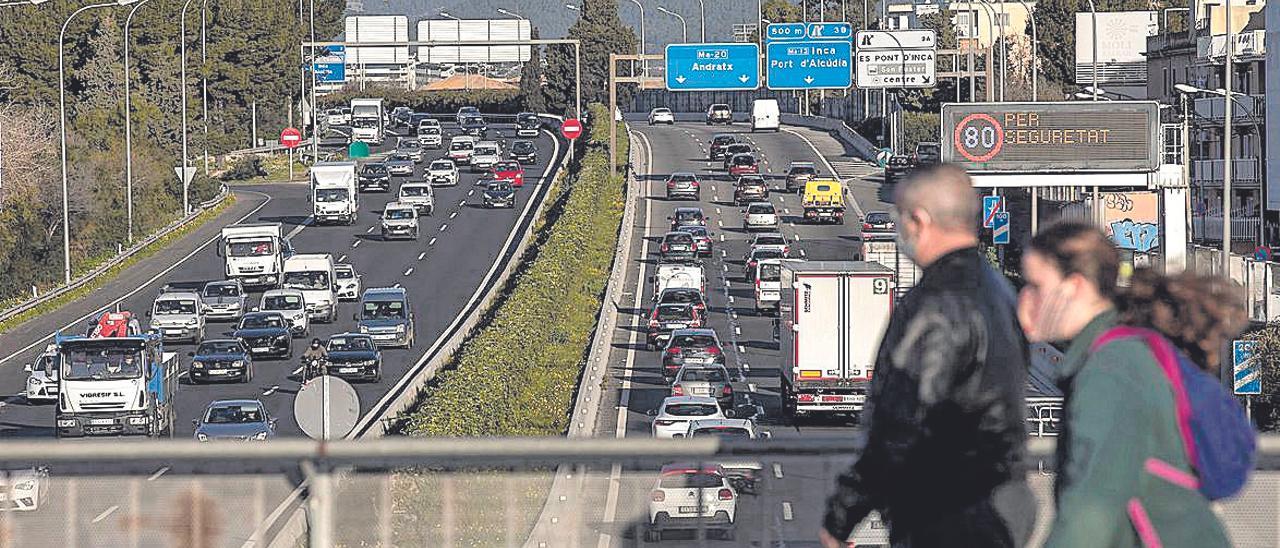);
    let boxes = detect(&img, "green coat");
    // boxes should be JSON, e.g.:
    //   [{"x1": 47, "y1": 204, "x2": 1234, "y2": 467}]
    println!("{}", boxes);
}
[{"x1": 1044, "y1": 310, "x2": 1230, "y2": 548}]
